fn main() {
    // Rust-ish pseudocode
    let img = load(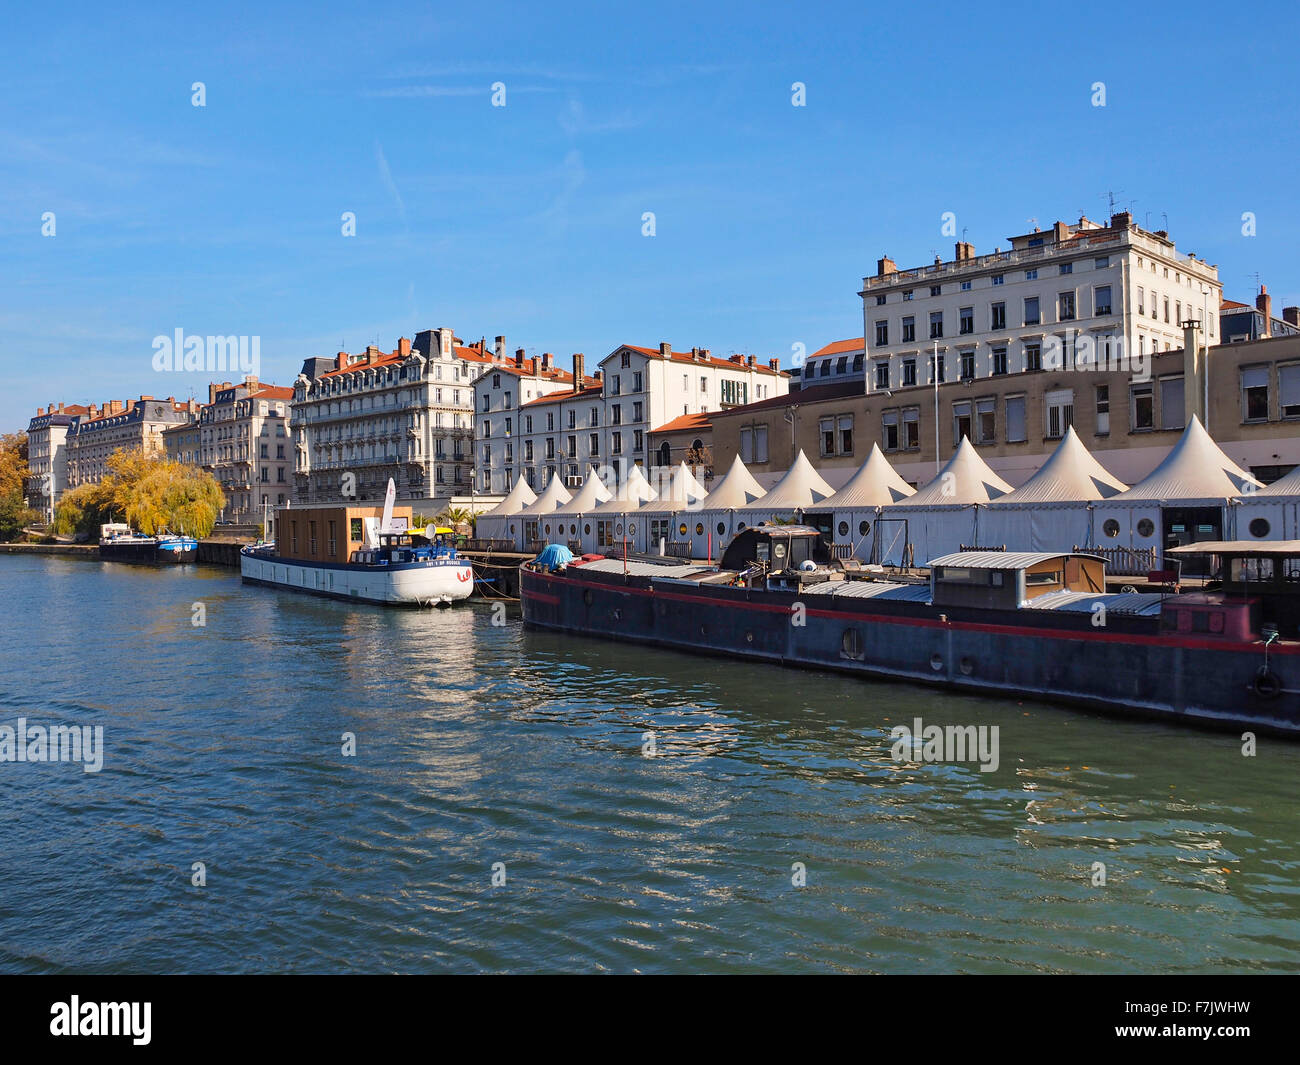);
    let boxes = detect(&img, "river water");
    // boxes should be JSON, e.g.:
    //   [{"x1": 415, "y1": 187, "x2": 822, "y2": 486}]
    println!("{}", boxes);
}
[{"x1": 1, "y1": 554, "x2": 1297, "y2": 973}]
